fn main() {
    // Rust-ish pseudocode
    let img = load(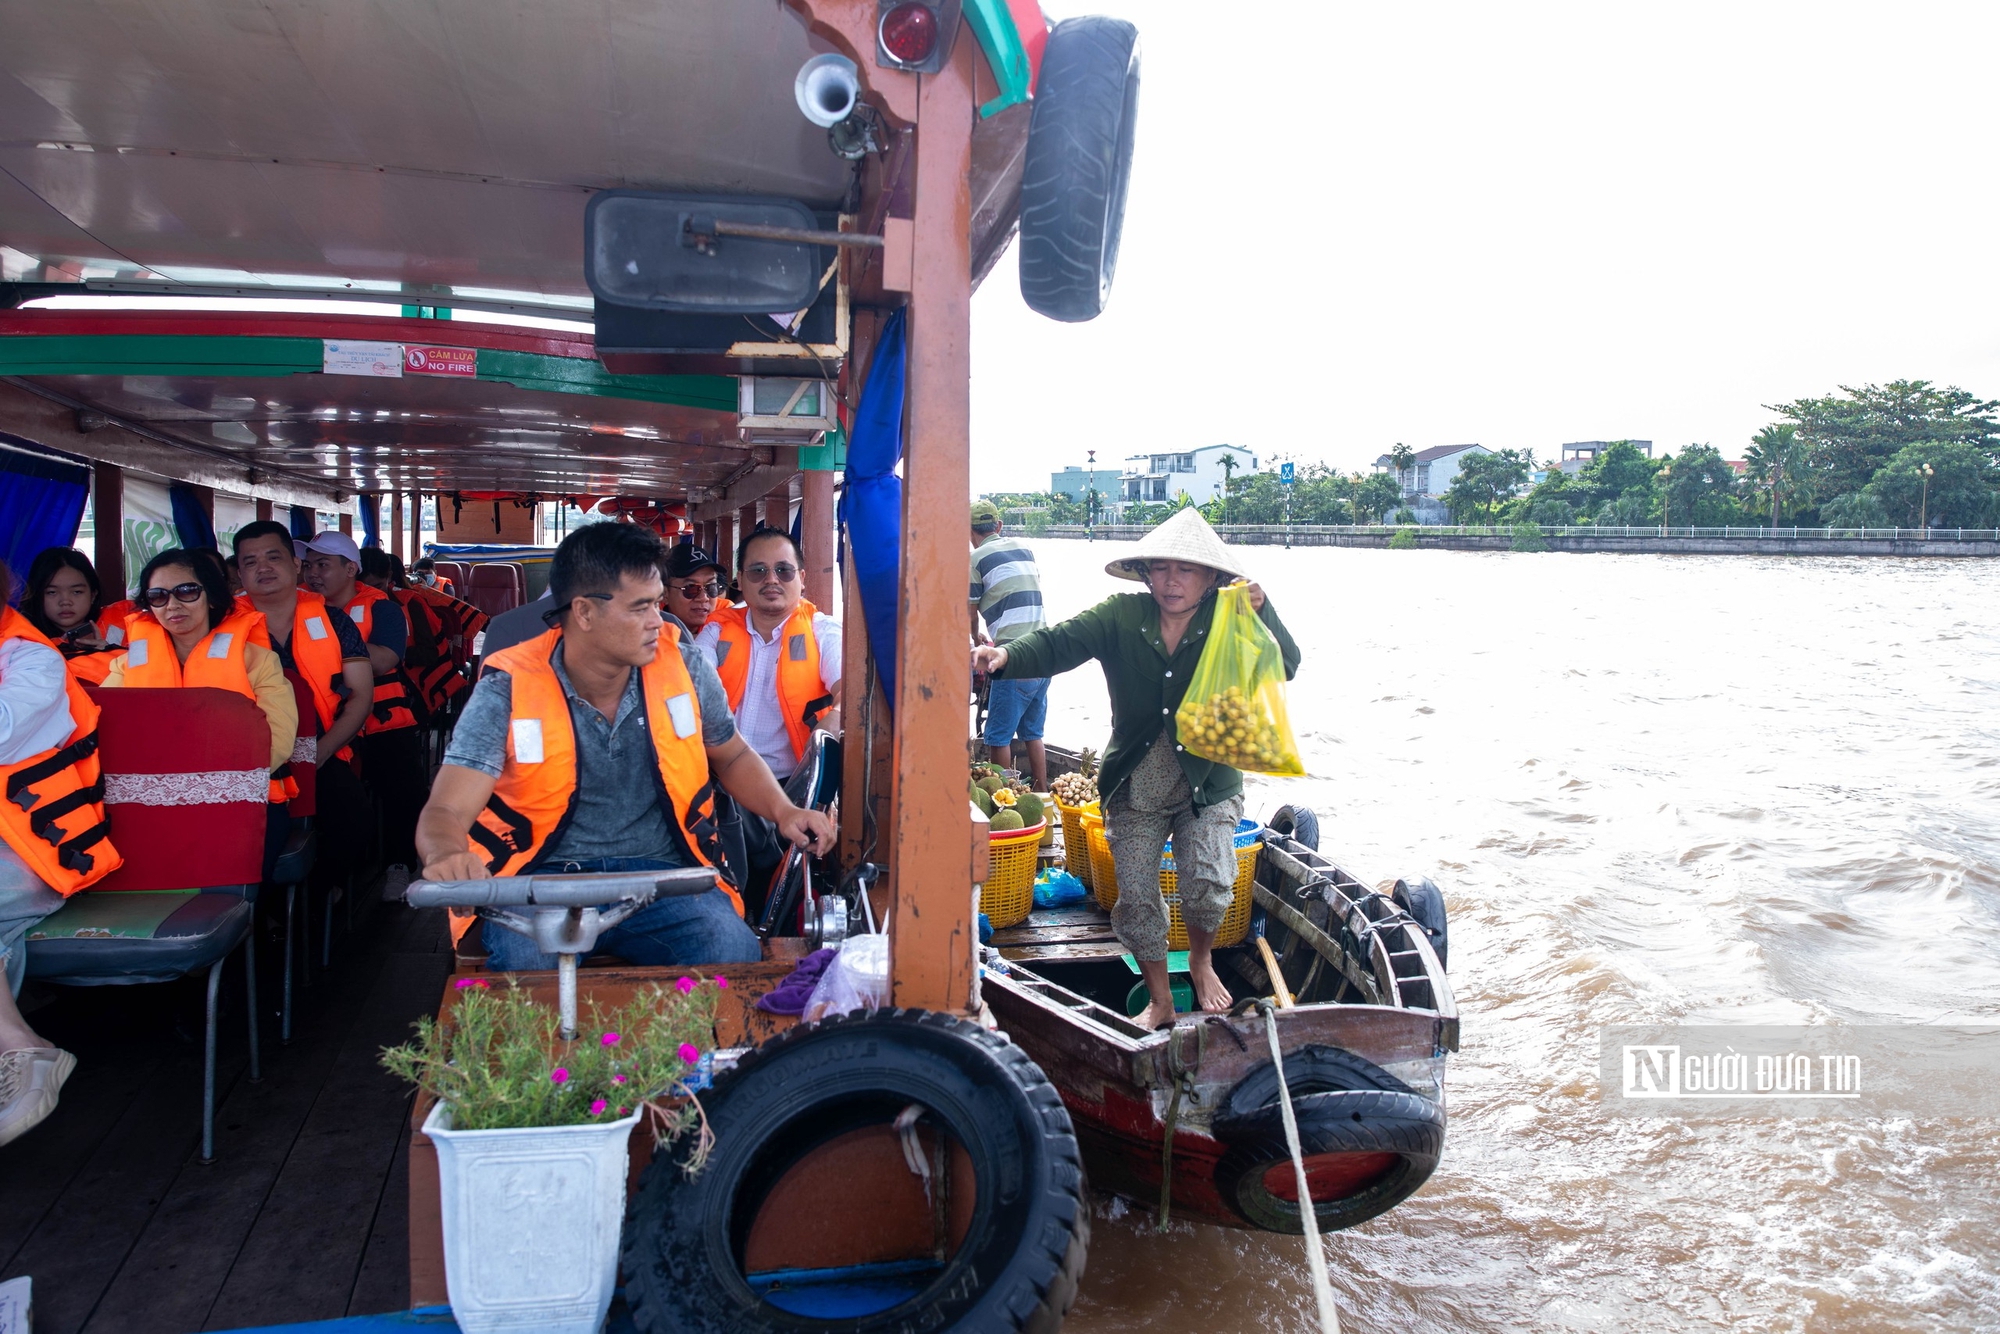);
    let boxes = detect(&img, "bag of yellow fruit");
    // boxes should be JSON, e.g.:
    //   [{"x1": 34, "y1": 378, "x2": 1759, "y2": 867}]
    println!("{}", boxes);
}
[{"x1": 1173, "y1": 581, "x2": 1305, "y2": 776}]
